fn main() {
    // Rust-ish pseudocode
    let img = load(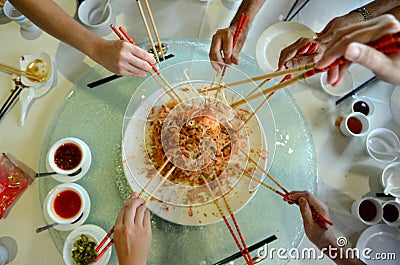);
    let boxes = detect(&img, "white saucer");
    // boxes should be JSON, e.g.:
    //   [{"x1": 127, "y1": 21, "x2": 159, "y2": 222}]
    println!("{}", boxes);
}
[
  {"x1": 356, "y1": 224, "x2": 400, "y2": 264},
  {"x1": 255, "y1": 21, "x2": 316, "y2": 72},
  {"x1": 19, "y1": 52, "x2": 54, "y2": 97},
  {"x1": 390, "y1": 85, "x2": 400, "y2": 127},
  {"x1": 46, "y1": 138, "x2": 92, "y2": 183},
  {"x1": 42, "y1": 183, "x2": 91, "y2": 231},
  {"x1": 63, "y1": 224, "x2": 111, "y2": 265},
  {"x1": 320, "y1": 70, "x2": 353, "y2": 97}
]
